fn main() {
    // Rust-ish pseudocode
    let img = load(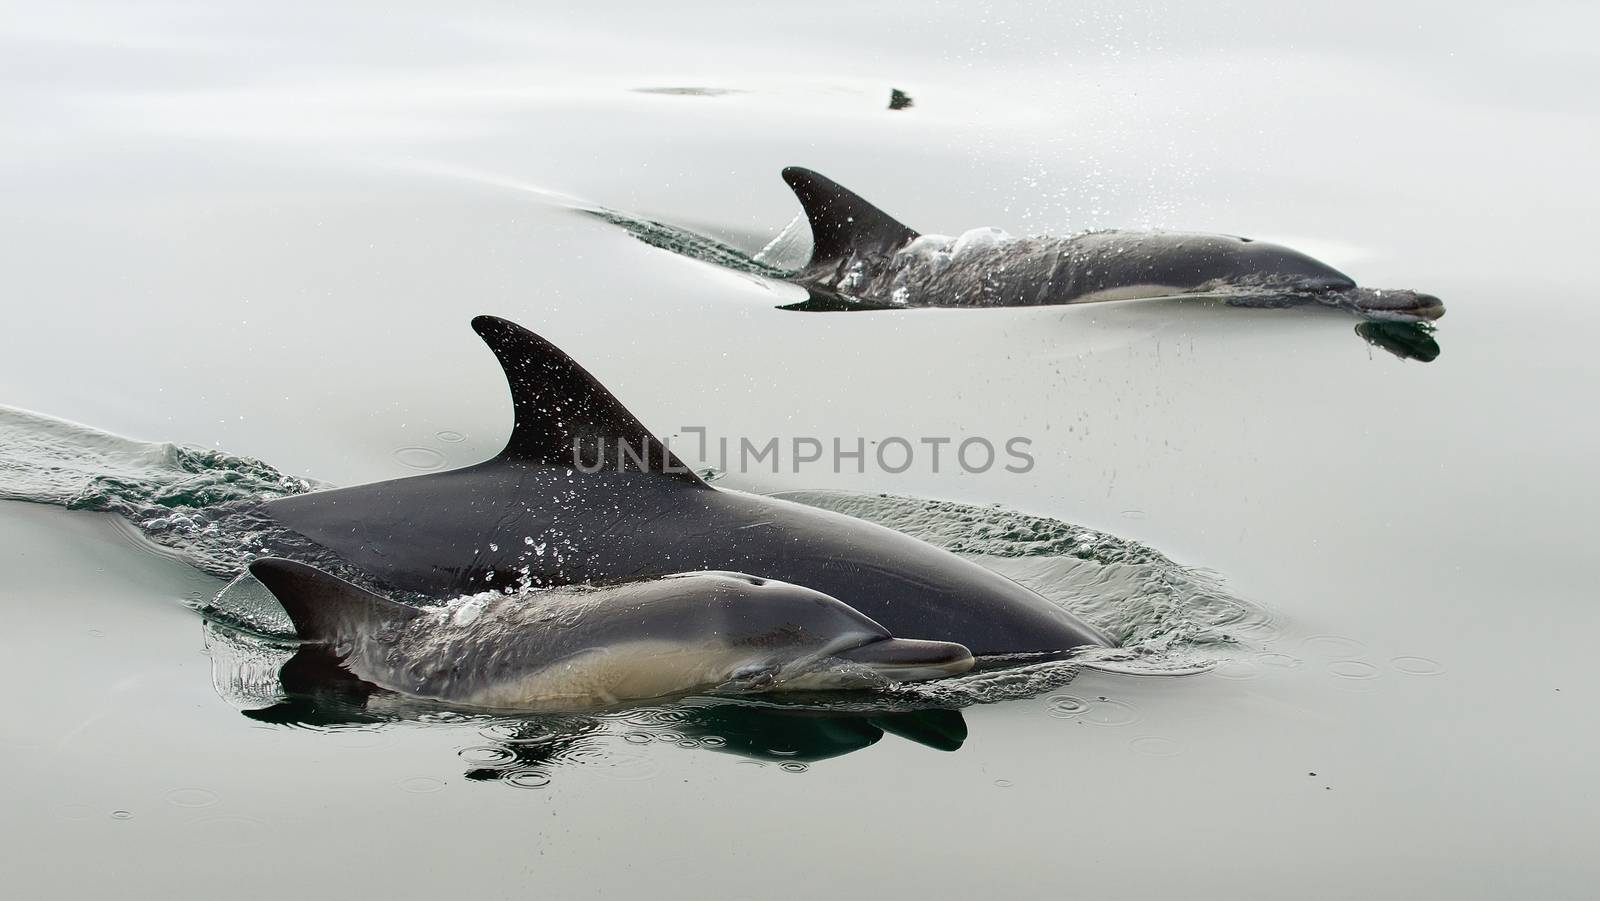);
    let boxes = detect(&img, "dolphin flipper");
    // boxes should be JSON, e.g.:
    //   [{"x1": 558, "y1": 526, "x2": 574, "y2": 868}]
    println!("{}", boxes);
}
[
  {"x1": 777, "y1": 287, "x2": 901, "y2": 312},
  {"x1": 781, "y1": 167, "x2": 919, "y2": 271},
  {"x1": 470, "y1": 316, "x2": 706, "y2": 483}
]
